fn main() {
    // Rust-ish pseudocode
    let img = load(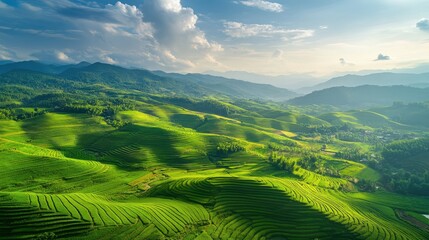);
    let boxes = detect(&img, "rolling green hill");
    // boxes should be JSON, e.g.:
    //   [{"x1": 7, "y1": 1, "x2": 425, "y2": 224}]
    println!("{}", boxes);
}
[
  {"x1": 0, "y1": 64, "x2": 429, "y2": 239},
  {"x1": 319, "y1": 110, "x2": 408, "y2": 130}
]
